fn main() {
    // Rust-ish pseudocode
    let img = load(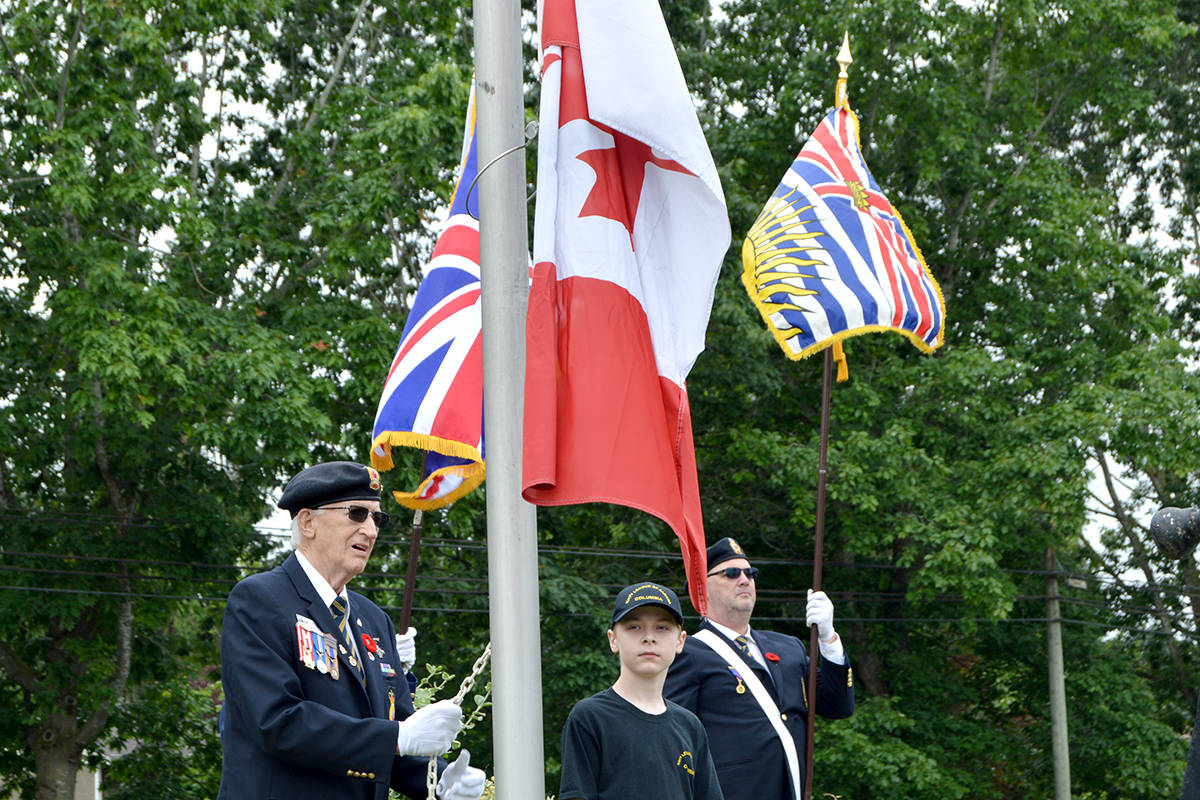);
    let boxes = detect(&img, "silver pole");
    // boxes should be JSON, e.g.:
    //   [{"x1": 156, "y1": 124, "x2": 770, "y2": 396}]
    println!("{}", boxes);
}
[
  {"x1": 1044, "y1": 547, "x2": 1071, "y2": 800},
  {"x1": 472, "y1": 1, "x2": 544, "y2": 799}
]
